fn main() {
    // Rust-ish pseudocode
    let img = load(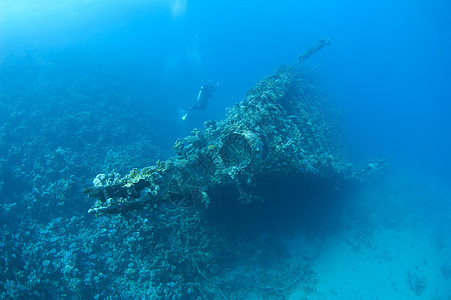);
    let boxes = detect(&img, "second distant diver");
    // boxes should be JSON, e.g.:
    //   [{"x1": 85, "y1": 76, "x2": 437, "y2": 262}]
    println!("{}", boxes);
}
[{"x1": 182, "y1": 81, "x2": 219, "y2": 120}]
